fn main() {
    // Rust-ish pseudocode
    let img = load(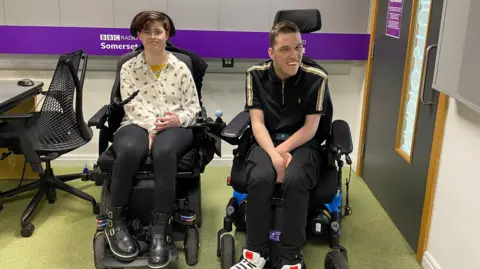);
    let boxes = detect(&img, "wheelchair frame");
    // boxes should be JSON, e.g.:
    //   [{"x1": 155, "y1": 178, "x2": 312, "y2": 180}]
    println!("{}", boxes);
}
[
  {"x1": 215, "y1": 113, "x2": 353, "y2": 269},
  {"x1": 83, "y1": 48, "x2": 226, "y2": 268}
]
